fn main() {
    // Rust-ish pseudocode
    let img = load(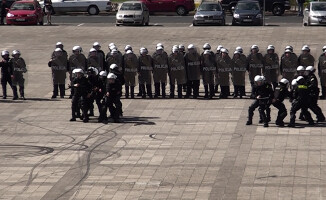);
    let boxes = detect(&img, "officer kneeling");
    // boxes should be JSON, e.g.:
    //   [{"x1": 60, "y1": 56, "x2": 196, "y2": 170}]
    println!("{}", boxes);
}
[
  {"x1": 104, "y1": 73, "x2": 122, "y2": 123},
  {"x1": 70, "y1": 69, "x2": 91, "y2": 123}
]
